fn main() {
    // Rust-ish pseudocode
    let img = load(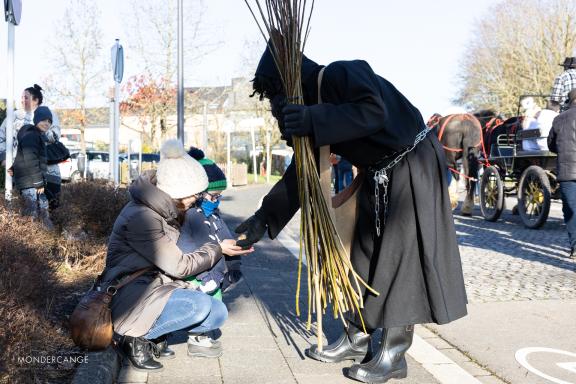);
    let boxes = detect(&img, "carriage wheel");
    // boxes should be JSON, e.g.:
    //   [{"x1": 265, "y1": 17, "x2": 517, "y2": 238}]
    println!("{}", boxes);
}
[
  {"x1": 518, "y1": 166, "x2": 551, "y2": 229},
  {"x1": 480, "y1": 166, "x2": 504, "y2": 222}
]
